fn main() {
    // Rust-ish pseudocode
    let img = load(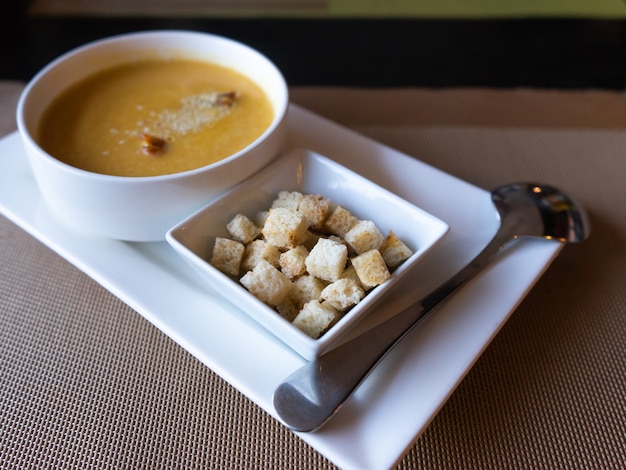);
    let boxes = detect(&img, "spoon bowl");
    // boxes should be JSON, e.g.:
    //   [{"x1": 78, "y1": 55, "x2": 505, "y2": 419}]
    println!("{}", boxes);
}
[
  {"x1": 273, "y1": 182, "x2": 590, "y2": 432},
  {"x1": 492, "y1": 183, "x2": 589, "y2": 243}
]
